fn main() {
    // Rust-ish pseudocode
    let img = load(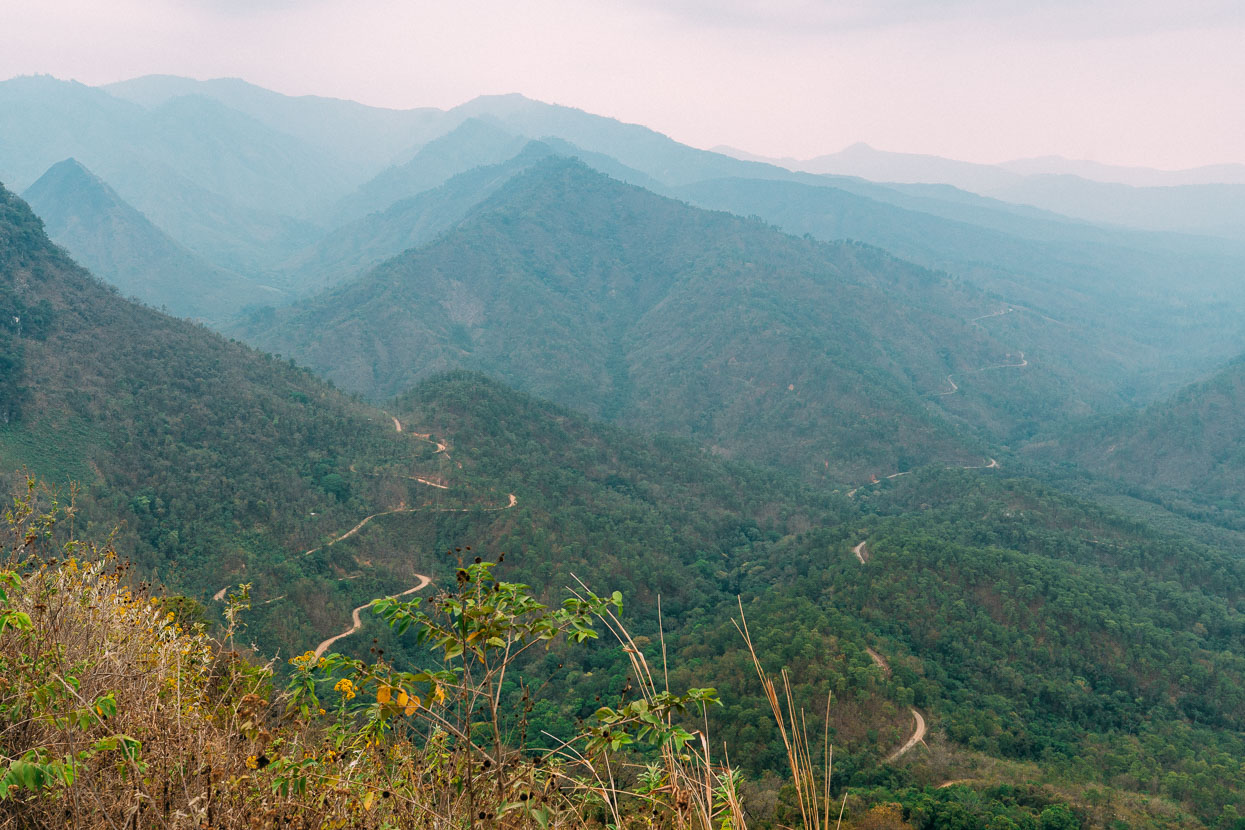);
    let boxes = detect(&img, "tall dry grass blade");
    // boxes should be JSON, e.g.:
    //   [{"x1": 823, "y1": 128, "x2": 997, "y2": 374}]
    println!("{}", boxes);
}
[
  {"x1": 823, "y1": 692, "x2": 833, "y2": 830},
  {"x1": 658, "y1": 594, "x2": 670, "y2": 693}
]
